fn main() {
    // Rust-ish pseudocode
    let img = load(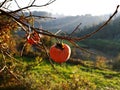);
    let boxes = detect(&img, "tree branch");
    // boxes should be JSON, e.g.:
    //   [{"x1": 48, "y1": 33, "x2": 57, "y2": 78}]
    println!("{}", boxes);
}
[
  {"x1": 0, "y1": 0, "x2": 8, "y2": 7},
  {"x1": 74, "y1": 5, "x2": 120, "y2": 41},
  {"x1": 9, "y1": 0, "x2": 56, "y2": 13},
  {"x1": 1, "y1": 5, "x2": 119, "y2": 43}
]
